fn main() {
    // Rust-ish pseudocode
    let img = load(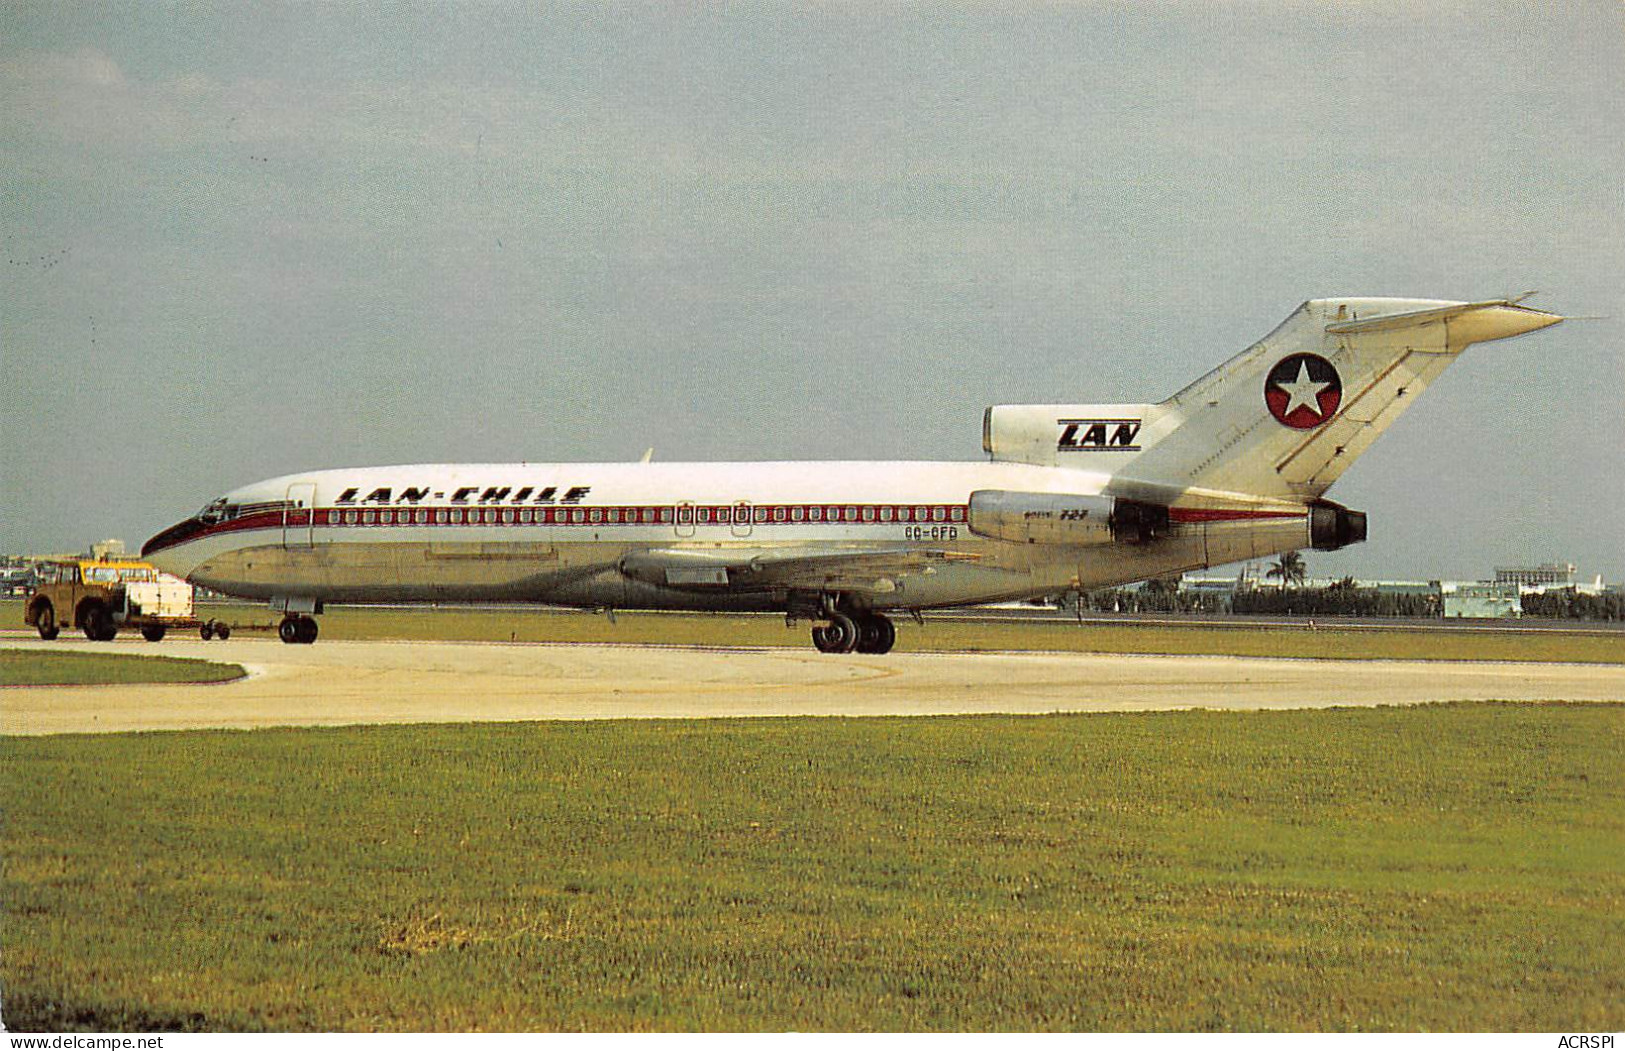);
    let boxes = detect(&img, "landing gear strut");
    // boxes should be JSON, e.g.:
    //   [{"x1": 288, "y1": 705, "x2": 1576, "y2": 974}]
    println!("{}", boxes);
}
[
  {"x1": 278, "y1": 614, "x2": 319, "y2": 645},
  {"x1": 811, "y1": 611, "x2": 896, "y2": 654}
]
